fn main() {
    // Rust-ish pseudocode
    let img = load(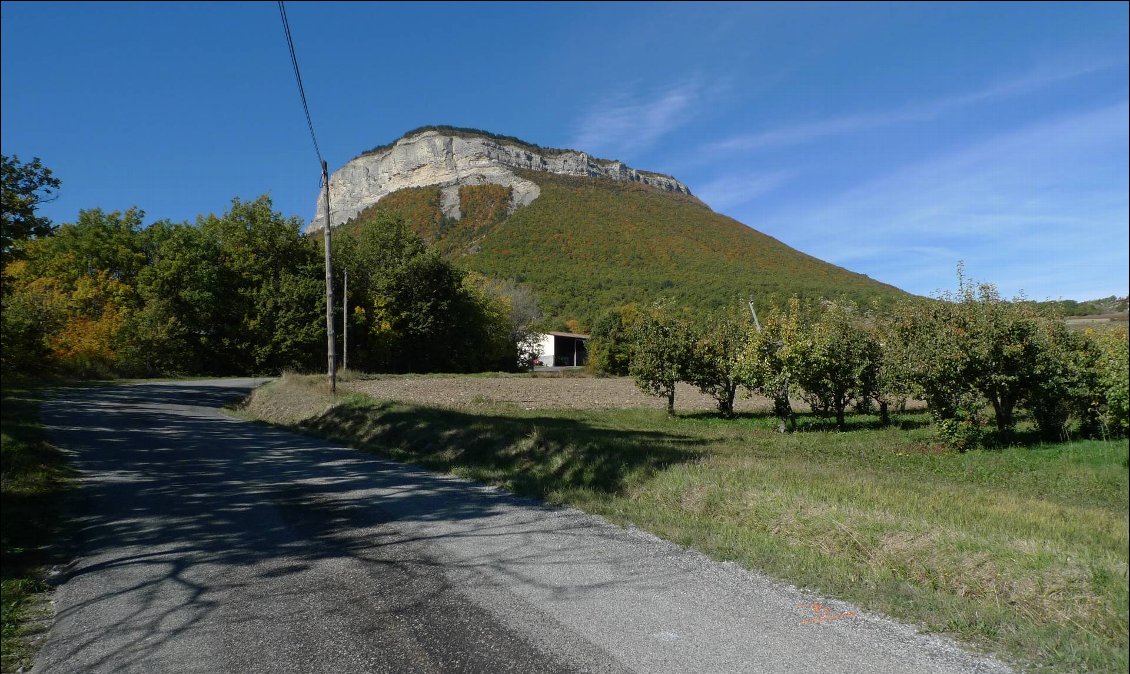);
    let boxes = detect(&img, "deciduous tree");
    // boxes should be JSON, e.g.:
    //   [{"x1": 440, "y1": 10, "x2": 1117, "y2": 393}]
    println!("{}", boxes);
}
[
  {"x1": 735, "y1": 298, "x2": 802, "y2": 432},
  {"x1": 1, "y1": 154, "x2": 61, "y2": 265},
  {"x1": 685, "y1": 309, "x2": 751, "y2": 417},
  {"x1": 791, "y1": 300, "x2": 880, "y2": 431},
  {"x1": 589, "y1": 304, "x2": 640, "y2": 376},
  {"x1": 630, "y1": 302, "x2": 695, "y2": 415}
]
